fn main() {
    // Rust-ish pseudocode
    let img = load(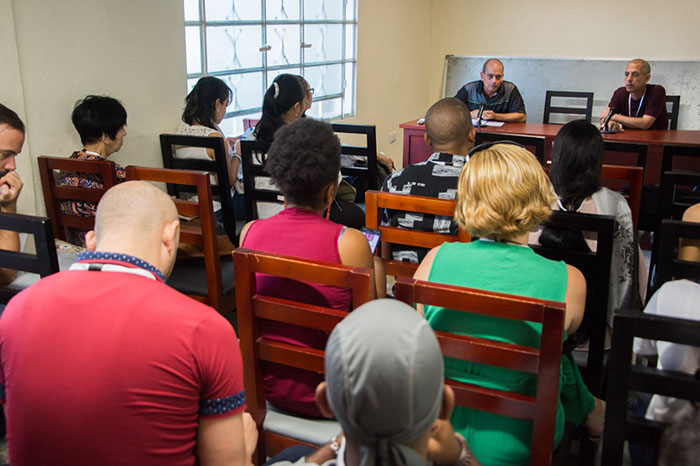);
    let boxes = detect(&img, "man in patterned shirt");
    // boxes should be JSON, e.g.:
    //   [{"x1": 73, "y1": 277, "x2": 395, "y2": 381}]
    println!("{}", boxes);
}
[
  {"x1": 381, "y1": 98, "x2": 474, "y2": 264},
  {"x1": 0, "y1": 181, "x2": 257, "y2": 466}
]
